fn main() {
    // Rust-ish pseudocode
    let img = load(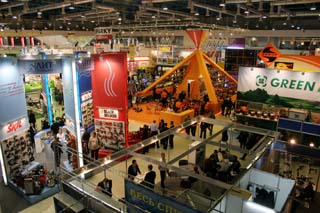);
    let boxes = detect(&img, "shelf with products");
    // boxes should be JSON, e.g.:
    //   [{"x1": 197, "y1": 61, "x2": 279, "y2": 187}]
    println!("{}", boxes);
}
[{"x1": 235, "y1": 100, "x2": 282, "y2": 130}]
